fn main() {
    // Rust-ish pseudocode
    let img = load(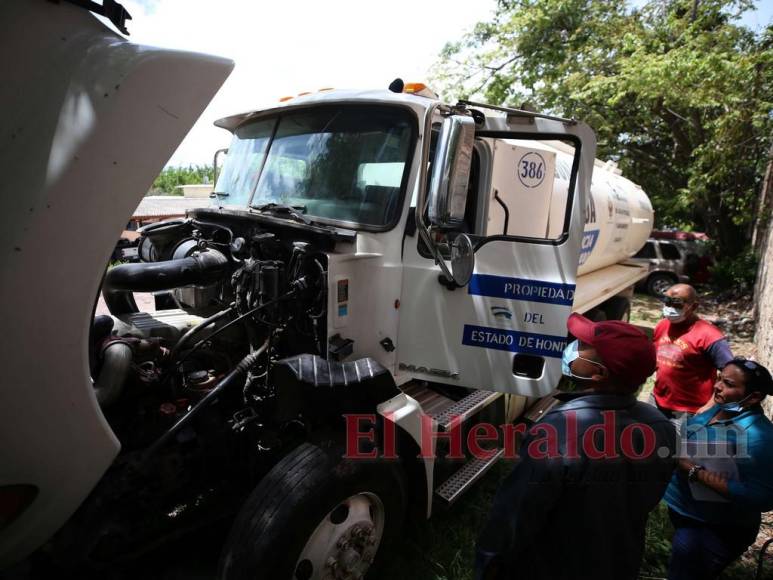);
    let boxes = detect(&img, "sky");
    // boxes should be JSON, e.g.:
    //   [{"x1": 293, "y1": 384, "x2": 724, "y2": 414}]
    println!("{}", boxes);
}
[
  {"x1": 110, "y1": 0, "x2": 771, "y2": 168},
  {"x1": 110, "y1": 0, "x2": 497, "y2": 167}
]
